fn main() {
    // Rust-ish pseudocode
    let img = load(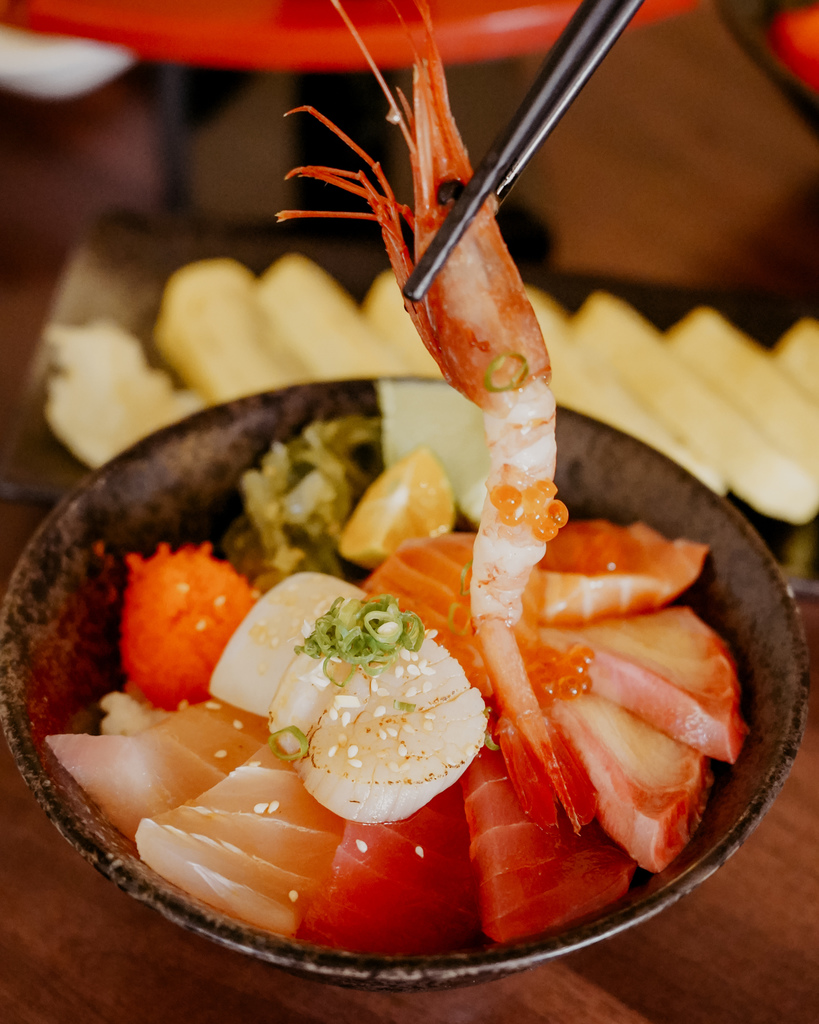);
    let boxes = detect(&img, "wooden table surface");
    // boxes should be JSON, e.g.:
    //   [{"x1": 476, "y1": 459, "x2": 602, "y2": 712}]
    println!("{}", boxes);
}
[{"x1": 1, "y1": 2, "x2": 818, "y2": 1020}]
